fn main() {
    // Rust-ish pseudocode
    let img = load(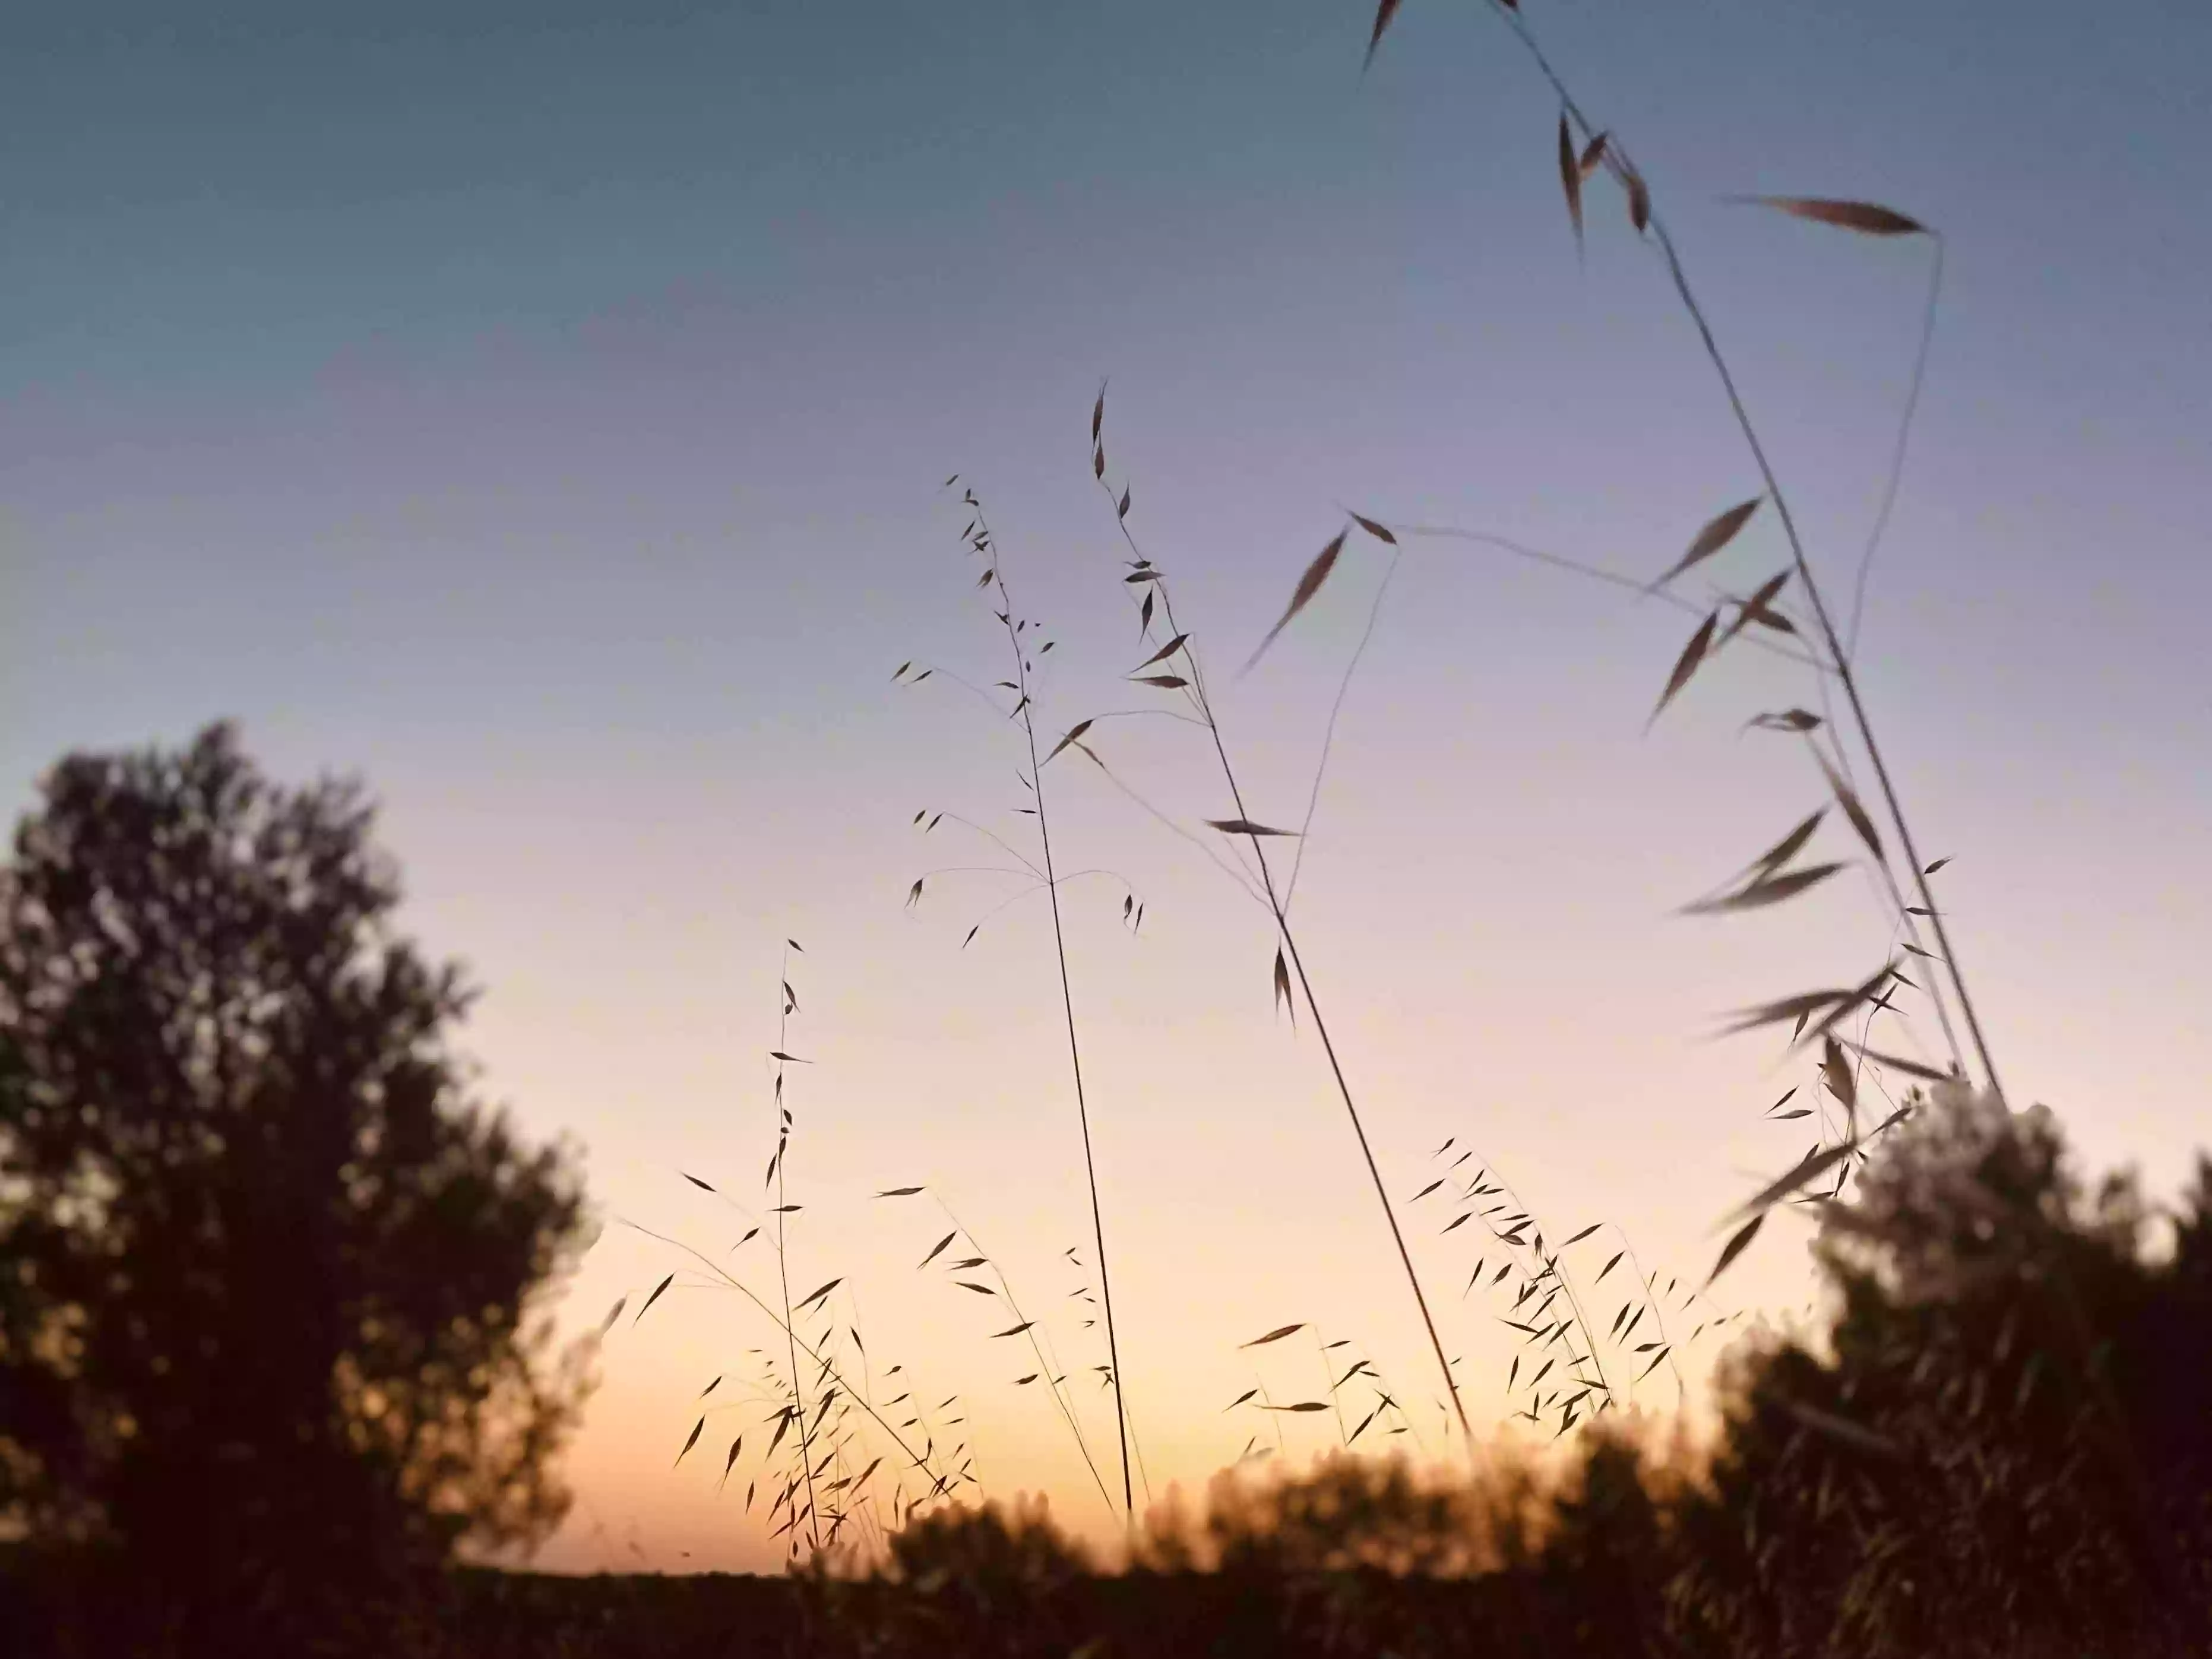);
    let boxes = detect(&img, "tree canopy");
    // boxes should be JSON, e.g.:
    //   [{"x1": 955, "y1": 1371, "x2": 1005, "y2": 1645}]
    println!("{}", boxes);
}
[{"x1": 0, "y1": 722, "x2": 593, "y2": 1650}]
